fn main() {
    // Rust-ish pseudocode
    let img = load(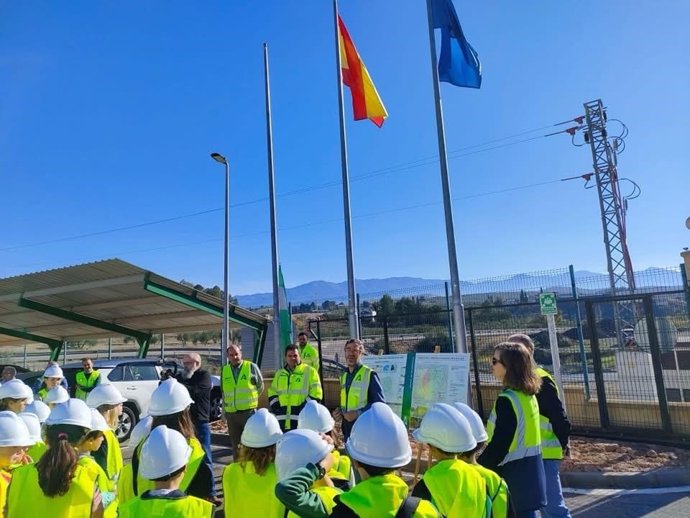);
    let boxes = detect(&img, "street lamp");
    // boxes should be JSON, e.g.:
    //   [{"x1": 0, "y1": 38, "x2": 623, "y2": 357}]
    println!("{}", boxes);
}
[{"x1": 211, "y1": 152, "x2": 230, "y2": 370}]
